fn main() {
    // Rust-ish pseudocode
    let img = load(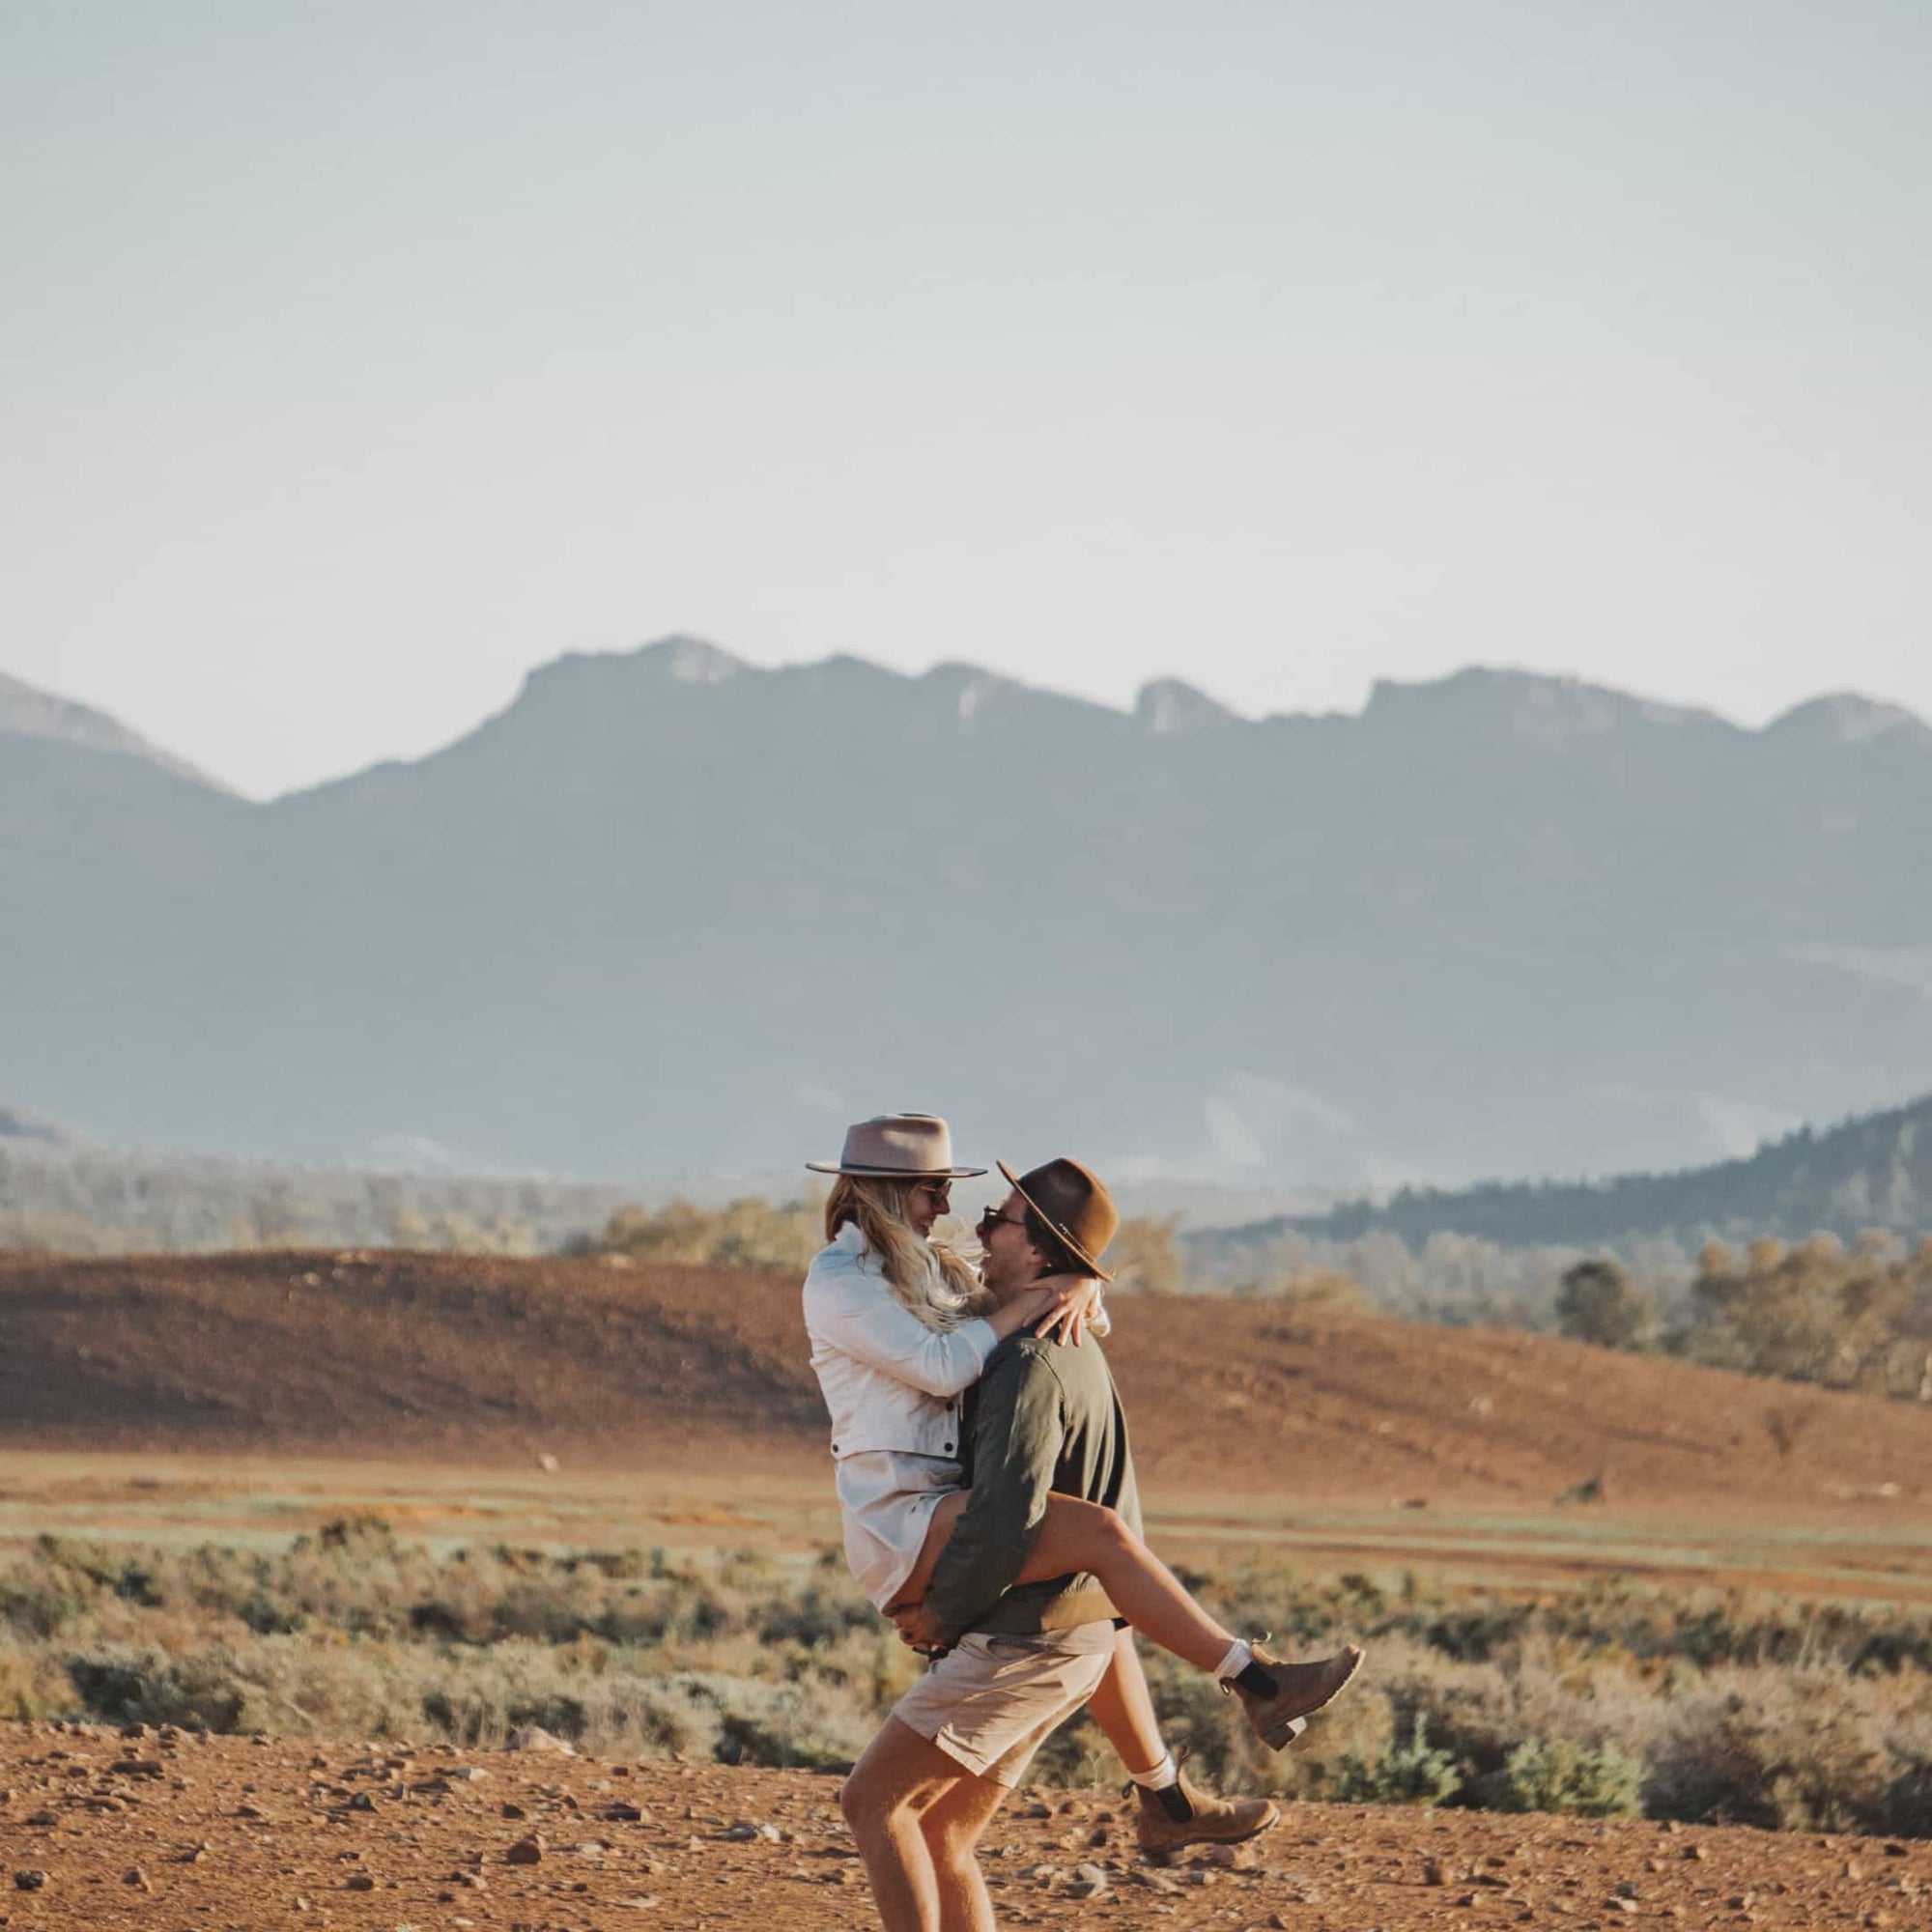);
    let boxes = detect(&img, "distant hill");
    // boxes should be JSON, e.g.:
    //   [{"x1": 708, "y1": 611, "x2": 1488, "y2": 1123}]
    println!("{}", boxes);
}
[
  {"x1": 1190, "y1": 1093, "x2": 1932, "y2": 1267},
  {"x1": 0, "y1": 1103, "x2": 87, "y2": 1150},
  {"x1": 5, "y1": 639, "x2": 1932, "y2": 1181},
  {"x1": 6, "y1": 1247, "x2": 1931, "y2": 1509}
]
